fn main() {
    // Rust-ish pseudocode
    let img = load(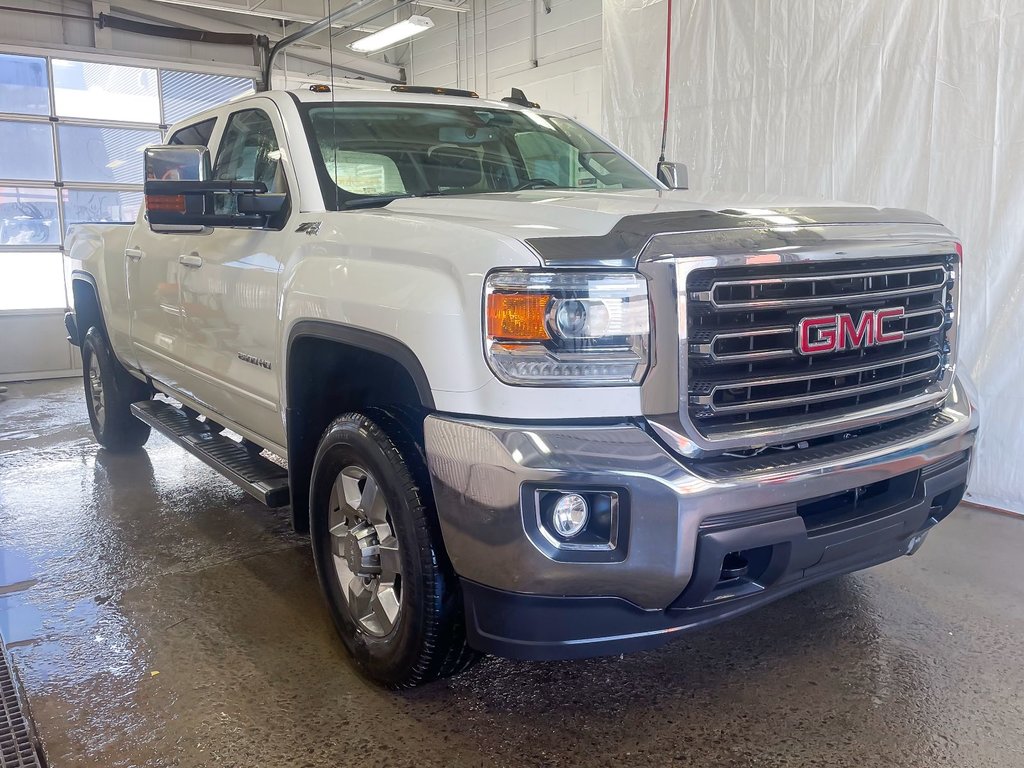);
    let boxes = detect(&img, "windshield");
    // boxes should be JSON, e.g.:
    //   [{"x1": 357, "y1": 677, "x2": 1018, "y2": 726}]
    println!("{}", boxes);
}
[{"x1": 300, "y1": 102, "x2": 657, "y2": 209}]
